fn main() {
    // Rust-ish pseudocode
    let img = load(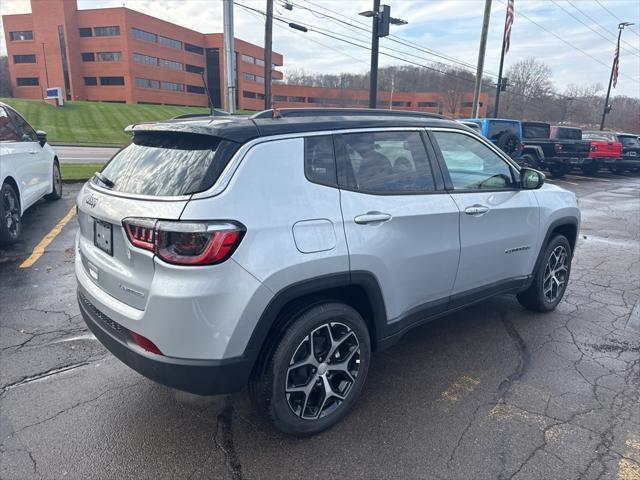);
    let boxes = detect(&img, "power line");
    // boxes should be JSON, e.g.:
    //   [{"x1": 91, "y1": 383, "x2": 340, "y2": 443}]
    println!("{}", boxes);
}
[
  {"x1": 496, "y1": 0, "x2": 638, "y2": 83},
  {"x1": 236, "y1": 2, "x2": 596, "y2": 114},
  {"x1": 550, "y1": 0, "x2": 640, "y2": 57},
  {"x1": 562, "y1": 0, "x2": 640, "y2": 55},
  {"x1": 594, "y1": 0, "x2": 640, "y2": 38}
]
